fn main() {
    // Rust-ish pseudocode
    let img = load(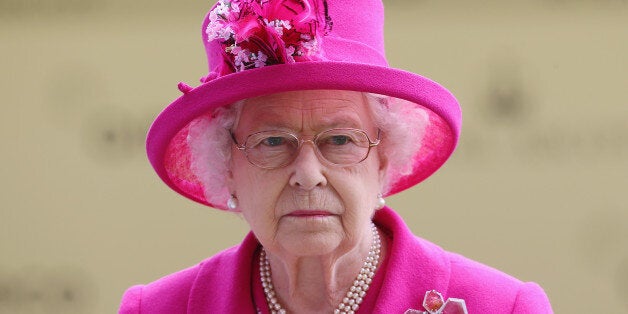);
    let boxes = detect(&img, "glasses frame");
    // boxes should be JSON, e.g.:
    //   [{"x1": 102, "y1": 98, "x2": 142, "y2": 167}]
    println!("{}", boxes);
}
[{"x1": 231, "y1": 128, "x2": 381, "y2": 169}]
